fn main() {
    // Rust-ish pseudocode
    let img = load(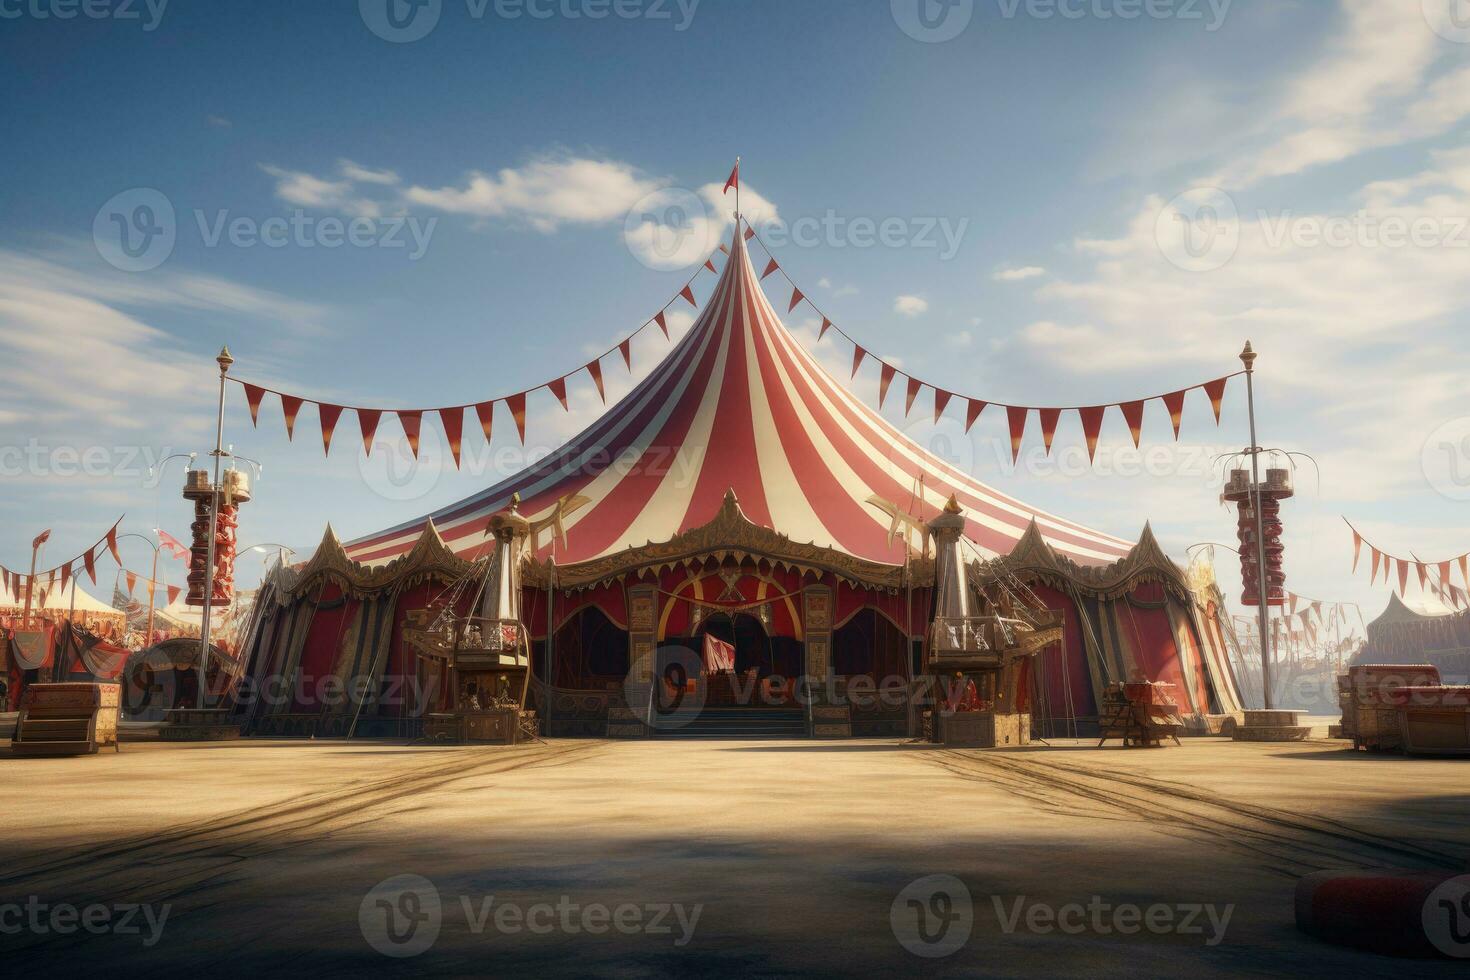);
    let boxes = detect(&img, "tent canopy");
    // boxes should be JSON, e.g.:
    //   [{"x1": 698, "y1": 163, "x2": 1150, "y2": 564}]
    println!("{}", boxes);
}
[{"x1": 344, "y1": 227, "x2": 1133, "y2": 573}]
